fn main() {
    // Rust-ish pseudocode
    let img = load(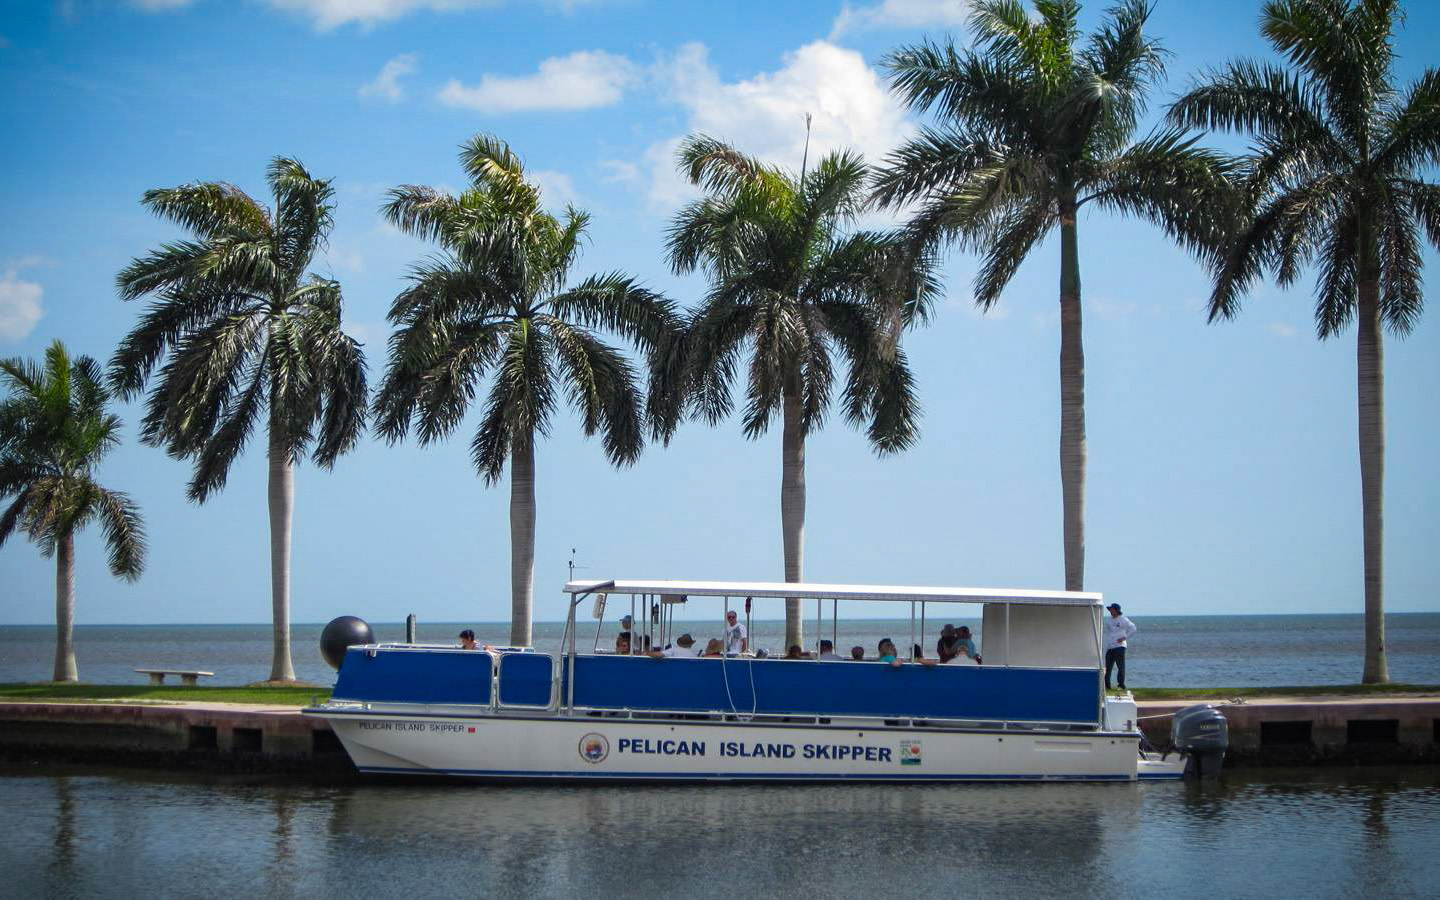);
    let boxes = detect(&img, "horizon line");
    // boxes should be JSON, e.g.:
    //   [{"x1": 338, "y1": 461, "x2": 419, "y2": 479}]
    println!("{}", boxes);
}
[{"x1": 2, "y1": 610, "x2": 1438, "y2": 628}]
